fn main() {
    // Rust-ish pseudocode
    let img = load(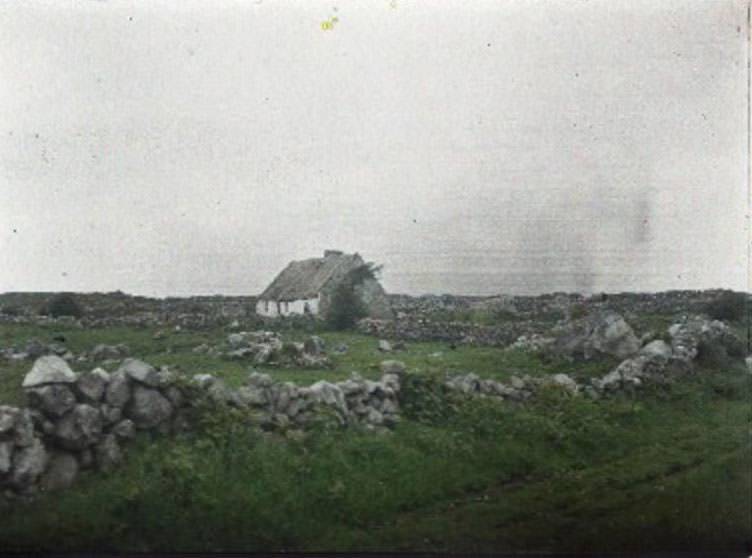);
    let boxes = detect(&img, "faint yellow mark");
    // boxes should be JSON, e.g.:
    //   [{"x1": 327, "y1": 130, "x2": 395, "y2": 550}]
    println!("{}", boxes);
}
[
  {"x1": 321, "y1": 15, "x2": 339, "y2": 30},
  {"x1": 390, "y1": 0, "x2": 397, "y2": 8}
]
